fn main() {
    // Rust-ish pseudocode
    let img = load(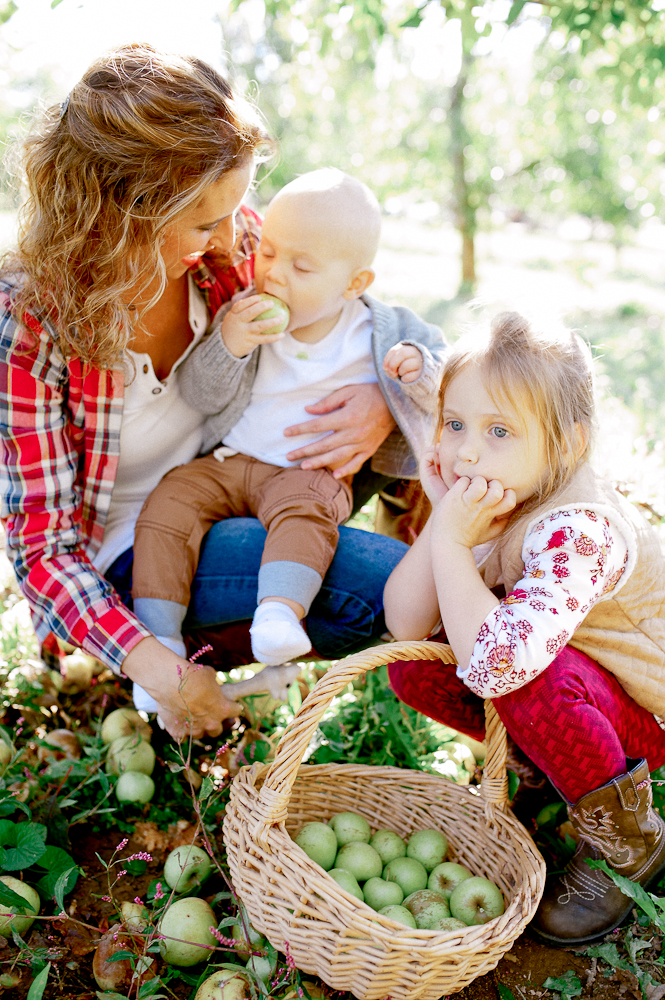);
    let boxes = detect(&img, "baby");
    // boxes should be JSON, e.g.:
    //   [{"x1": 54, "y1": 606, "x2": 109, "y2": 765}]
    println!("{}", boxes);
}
[{"x1": 130, "y1": 169, "x2": 446, "y2": 687}]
